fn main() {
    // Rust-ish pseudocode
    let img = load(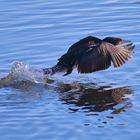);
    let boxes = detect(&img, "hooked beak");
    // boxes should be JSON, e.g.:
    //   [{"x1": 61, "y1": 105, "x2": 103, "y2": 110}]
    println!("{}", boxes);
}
[
  {"x1": 118, "y1": 40, "x2": 135, "y2": 50},
  {"x1": 120, "y1": 40, "x2": 133, "y2": 47}
]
